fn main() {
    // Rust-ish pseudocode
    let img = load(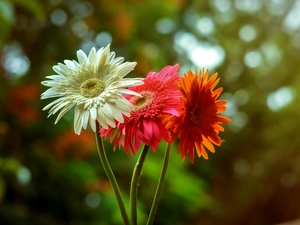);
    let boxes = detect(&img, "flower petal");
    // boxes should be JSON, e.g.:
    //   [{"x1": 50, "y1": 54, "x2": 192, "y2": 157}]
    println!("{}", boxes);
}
[
  {"x1": 88, "y1": 47, "x2": 97, "y2": 65},
  {"x1": 77, "y1": 50, "x2": 88, "y2": 64}
]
